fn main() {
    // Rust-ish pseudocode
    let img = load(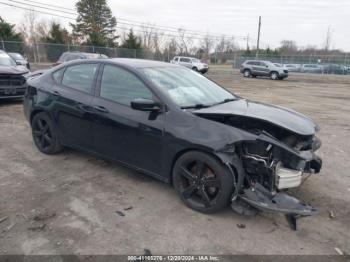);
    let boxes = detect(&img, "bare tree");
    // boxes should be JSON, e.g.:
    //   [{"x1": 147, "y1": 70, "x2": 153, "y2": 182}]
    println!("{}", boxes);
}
[
  {"x1": 177, "y1": 28, "x2": 194, "y2": 55},
  {"x1": 279, "y1": 40, "x2": 298, "y2": 55}
]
